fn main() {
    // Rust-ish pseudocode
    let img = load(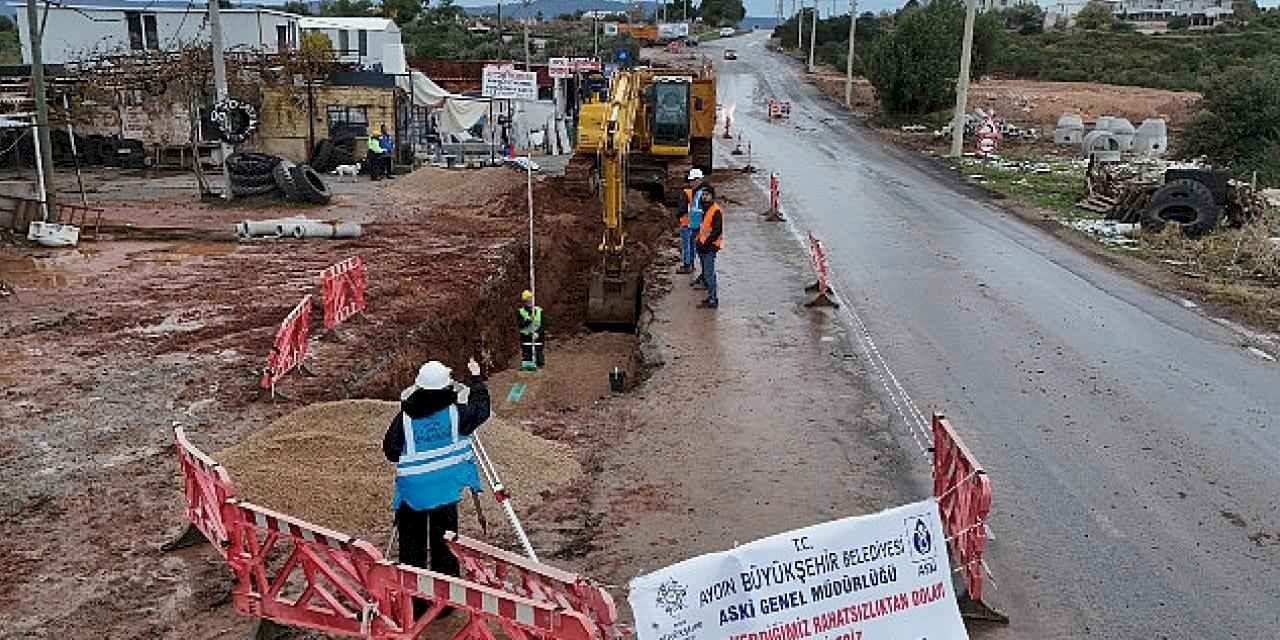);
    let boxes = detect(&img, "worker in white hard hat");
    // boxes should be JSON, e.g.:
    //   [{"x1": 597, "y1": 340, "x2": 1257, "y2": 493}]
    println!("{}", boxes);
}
[
  {"x1": 382, "y1": 357, "x2": 489, "y2": 587},
  {"x1": 517, "y1": 289, "x2": 544, "y2": 370},
  {"x1": 678, "y1": 168, "x2": 707, "y2": 275}
]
